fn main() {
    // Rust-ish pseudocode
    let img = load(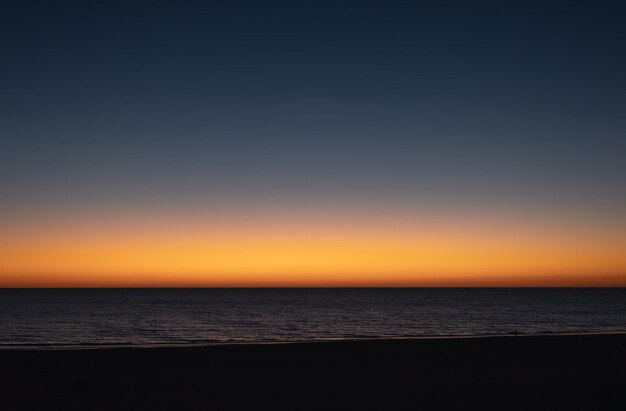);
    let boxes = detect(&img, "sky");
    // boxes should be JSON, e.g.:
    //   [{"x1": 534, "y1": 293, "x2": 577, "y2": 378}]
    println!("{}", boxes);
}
[{"x1": 1, "y1": 0, "x2": 626, "y2": 286}]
